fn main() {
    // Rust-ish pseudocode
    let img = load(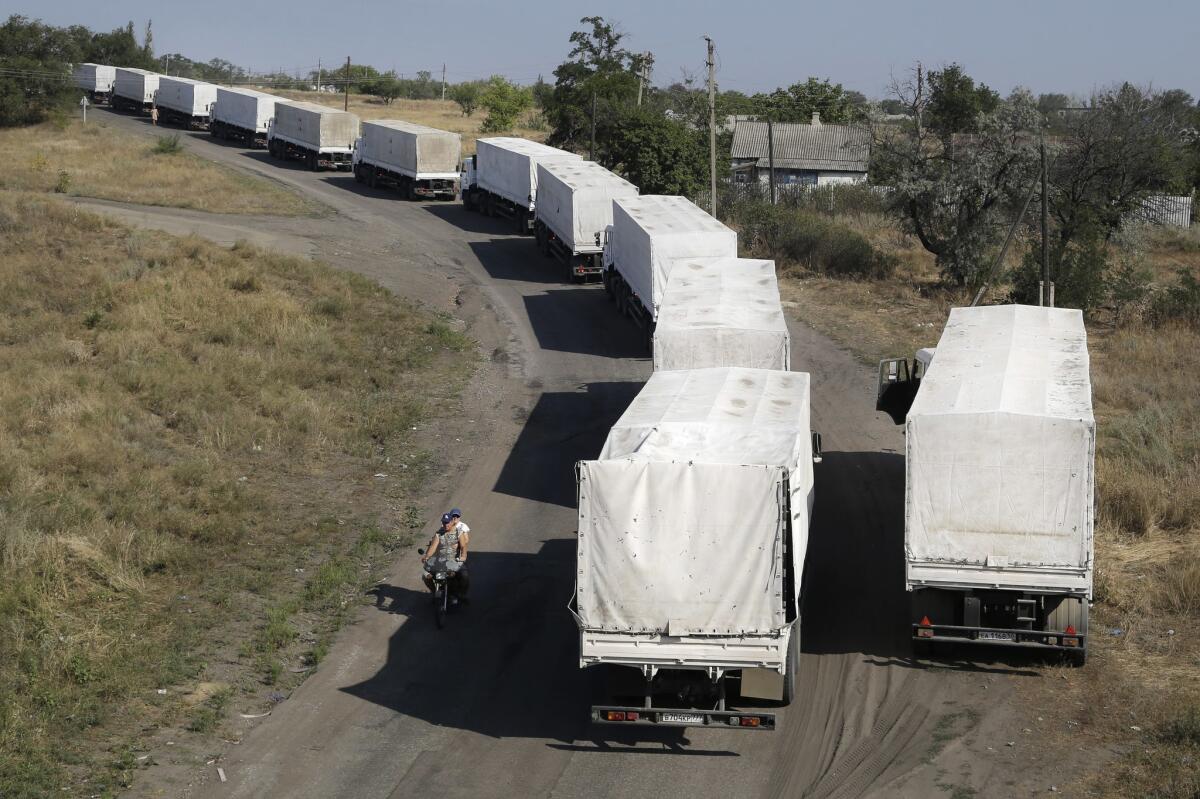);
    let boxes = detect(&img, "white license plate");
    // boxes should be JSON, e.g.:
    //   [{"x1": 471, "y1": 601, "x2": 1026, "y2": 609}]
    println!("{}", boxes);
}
[
  {"x1": 979, "y1": 631, "x2": 1016, "y2": 641},
  {"x1": 660, "y1": 713, "x2": 704, "y2": 724}
]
